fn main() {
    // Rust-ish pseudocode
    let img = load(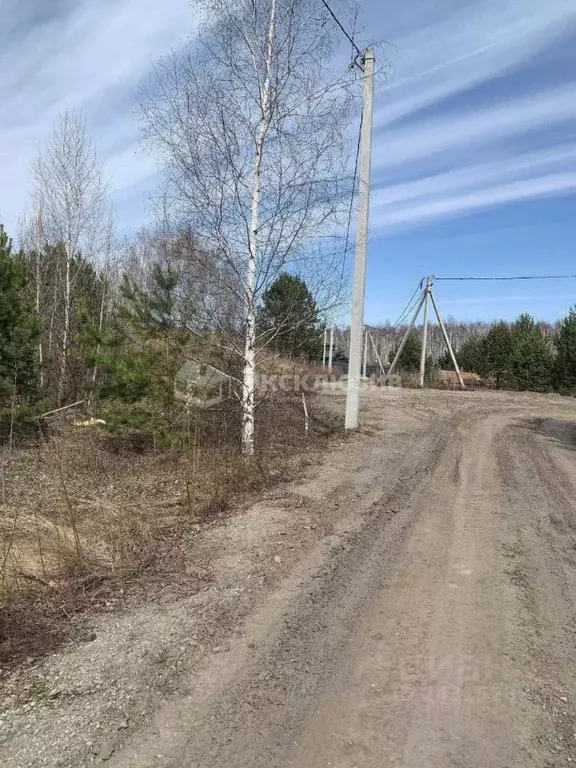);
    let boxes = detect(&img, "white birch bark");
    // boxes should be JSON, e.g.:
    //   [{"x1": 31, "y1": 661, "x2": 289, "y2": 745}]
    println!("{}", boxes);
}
[
  {"x1": 242, "y1": 0, "x2": 277, "y2": 456},
  {"x1": 89, "y1": 208, "x2": 114, "y2": 399}
]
